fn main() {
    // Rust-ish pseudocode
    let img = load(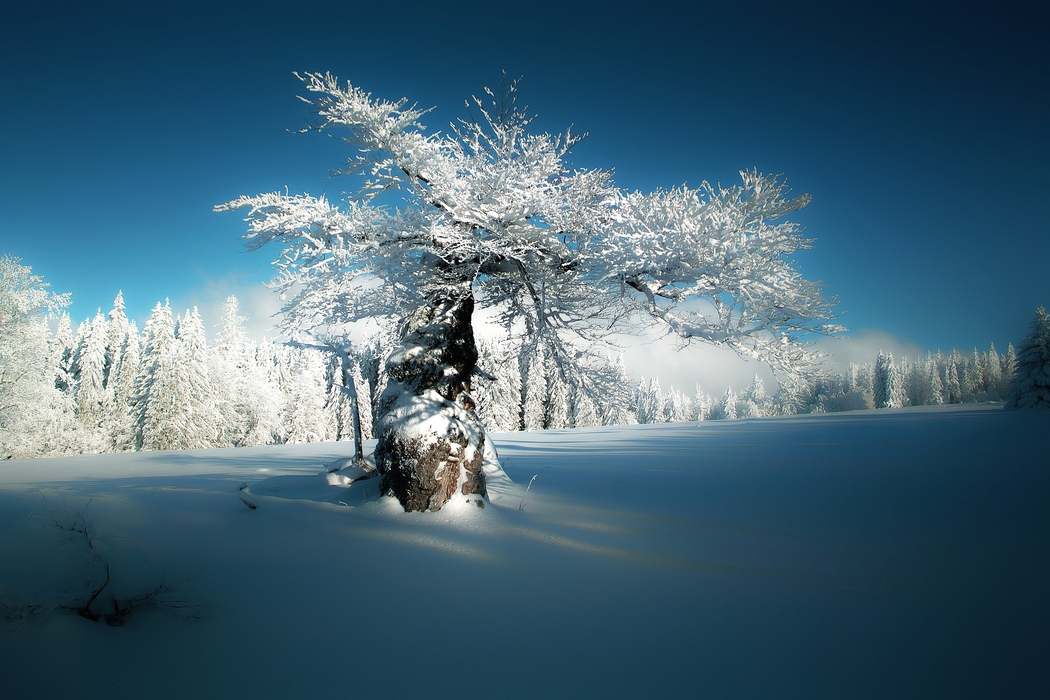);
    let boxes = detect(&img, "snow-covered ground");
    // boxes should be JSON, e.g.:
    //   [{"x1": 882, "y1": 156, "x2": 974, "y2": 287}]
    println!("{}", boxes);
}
[{"x1": 1, "y1": 404, "x2": 1046, "y2": 698}]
